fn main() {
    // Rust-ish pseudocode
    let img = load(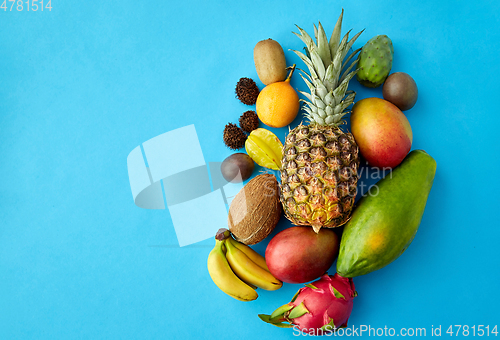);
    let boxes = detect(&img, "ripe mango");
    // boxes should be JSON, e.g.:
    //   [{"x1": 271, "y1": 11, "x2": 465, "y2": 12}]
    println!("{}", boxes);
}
[
  {"x1": 336, "y1": 150, "x2": 436, "y2": 278},
  {"x1": 266, "y1": 226, "x2": 339, "y2": 284},
  {"x1": 351, "y1": 97, "x2": 412, "y2": 169}
]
